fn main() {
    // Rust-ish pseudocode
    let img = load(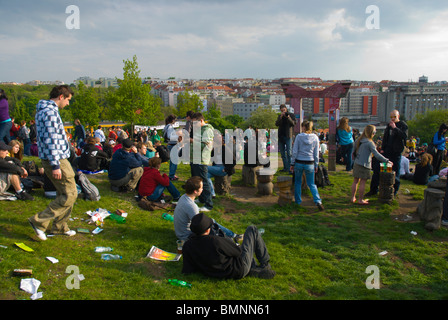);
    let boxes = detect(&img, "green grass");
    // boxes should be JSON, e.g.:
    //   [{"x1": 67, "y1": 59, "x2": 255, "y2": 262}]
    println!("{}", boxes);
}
[{"x1": 1, "y1": 156, "x2": 448, "y2": 301}]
